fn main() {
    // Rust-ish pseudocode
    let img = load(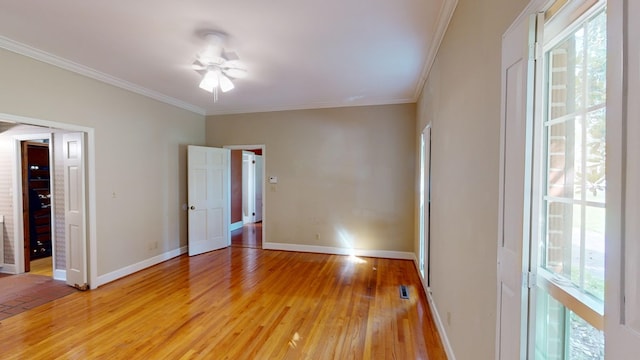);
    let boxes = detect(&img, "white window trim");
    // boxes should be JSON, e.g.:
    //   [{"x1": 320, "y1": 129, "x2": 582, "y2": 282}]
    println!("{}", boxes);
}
[
  {"x1": 537, "y1": 268, "x2": 604, "y2": 329},
  {"x1": 531, "y1": 0, "x2": 607, "y2": 340}
]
